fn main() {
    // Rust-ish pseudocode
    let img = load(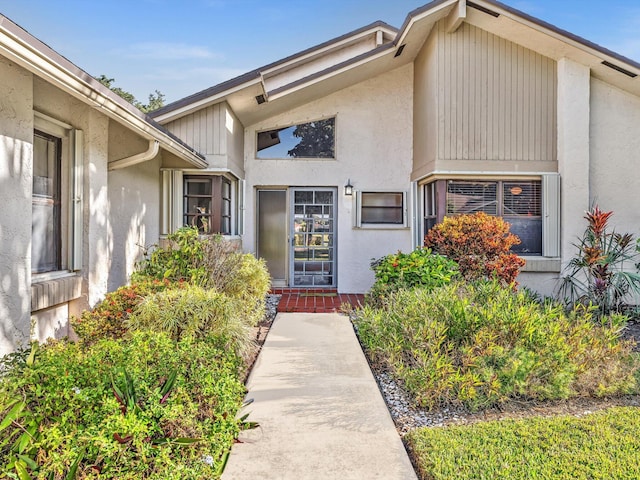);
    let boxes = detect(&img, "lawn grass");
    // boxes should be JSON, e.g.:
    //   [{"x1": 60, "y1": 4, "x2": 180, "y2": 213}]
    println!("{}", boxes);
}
[{"x1": 406, "y1": 406, "x2": 640, "y2": 480}]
